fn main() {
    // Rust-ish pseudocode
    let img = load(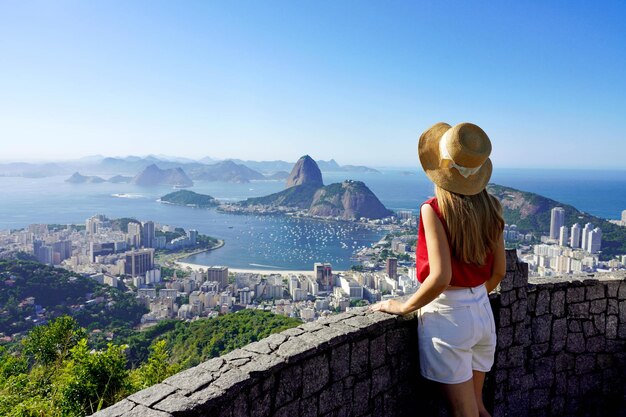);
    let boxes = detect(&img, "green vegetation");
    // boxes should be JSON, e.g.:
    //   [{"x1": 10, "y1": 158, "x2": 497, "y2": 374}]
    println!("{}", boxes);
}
[
  {"x1": 0, "y1": 309, "x2": 301, "y2": 416},
  {"x1": 160, "y1": 190, "x2": 219, "y2": 208},
  {"x1": 164, "y1": 310, "x2": 301, "y2": 368},
  {"x1": 349, "y1": 299, "x2": 368, "y2": 307},
  {"x1": 241, "y1": 183, "x2": 320, "y2": 209},
  {"x1": 0, "y1": 259, "x2": 147, "y2": 338},
  {"x1": 0, "y1": 316, "x2": 178, "y2": 417},
  {"x1": 110, "y1": 217, "x2": 141, "y2": 233},
  {"x1": 489, "y1": 183, "x2": 626, "y2": 260}
]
